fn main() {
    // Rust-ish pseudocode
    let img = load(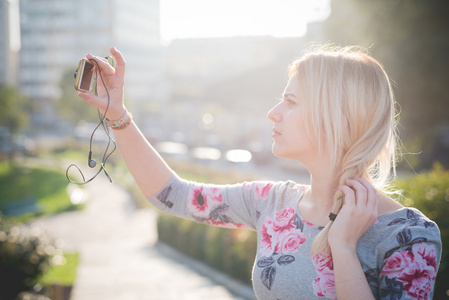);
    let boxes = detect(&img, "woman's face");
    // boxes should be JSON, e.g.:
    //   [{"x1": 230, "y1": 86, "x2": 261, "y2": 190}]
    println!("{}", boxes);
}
[{"x1": 267, "y1": 72, "x2": 316, "y2": 162}]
